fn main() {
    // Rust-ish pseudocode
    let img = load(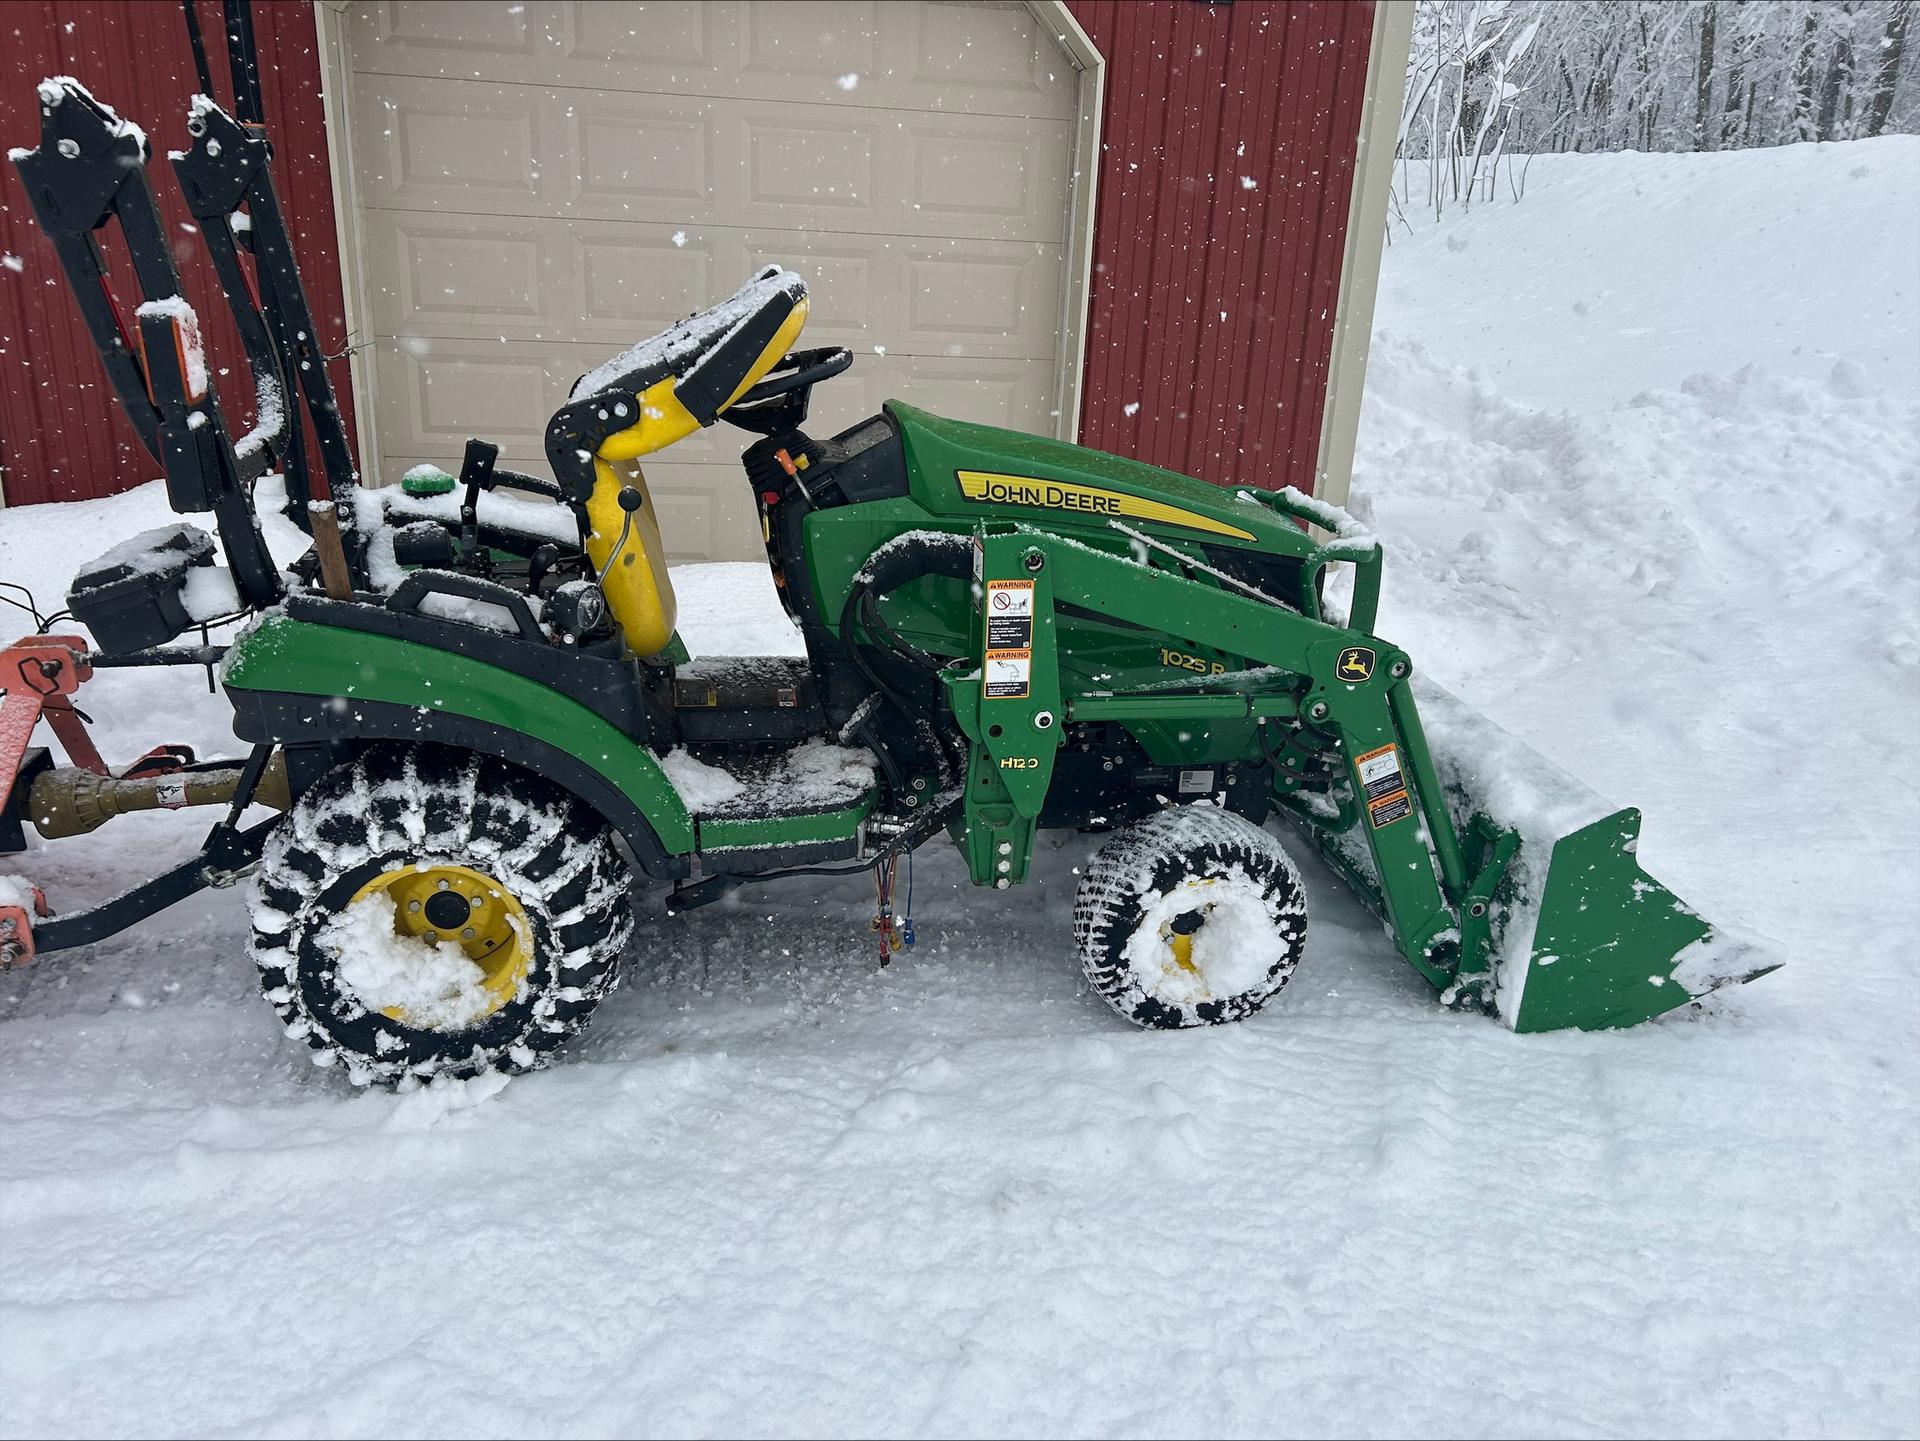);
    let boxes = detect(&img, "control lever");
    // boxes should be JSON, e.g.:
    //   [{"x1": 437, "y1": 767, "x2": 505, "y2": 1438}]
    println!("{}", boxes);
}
[
  {"x1": 527, "y1": 543, "x2": 561, "y2": 597},
  {"x1": 456, "y1": 437, "x2": 500, "y2": 571},
  {"x1": 595, "y1": 486, "x2": 645, "y2": 588}
]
